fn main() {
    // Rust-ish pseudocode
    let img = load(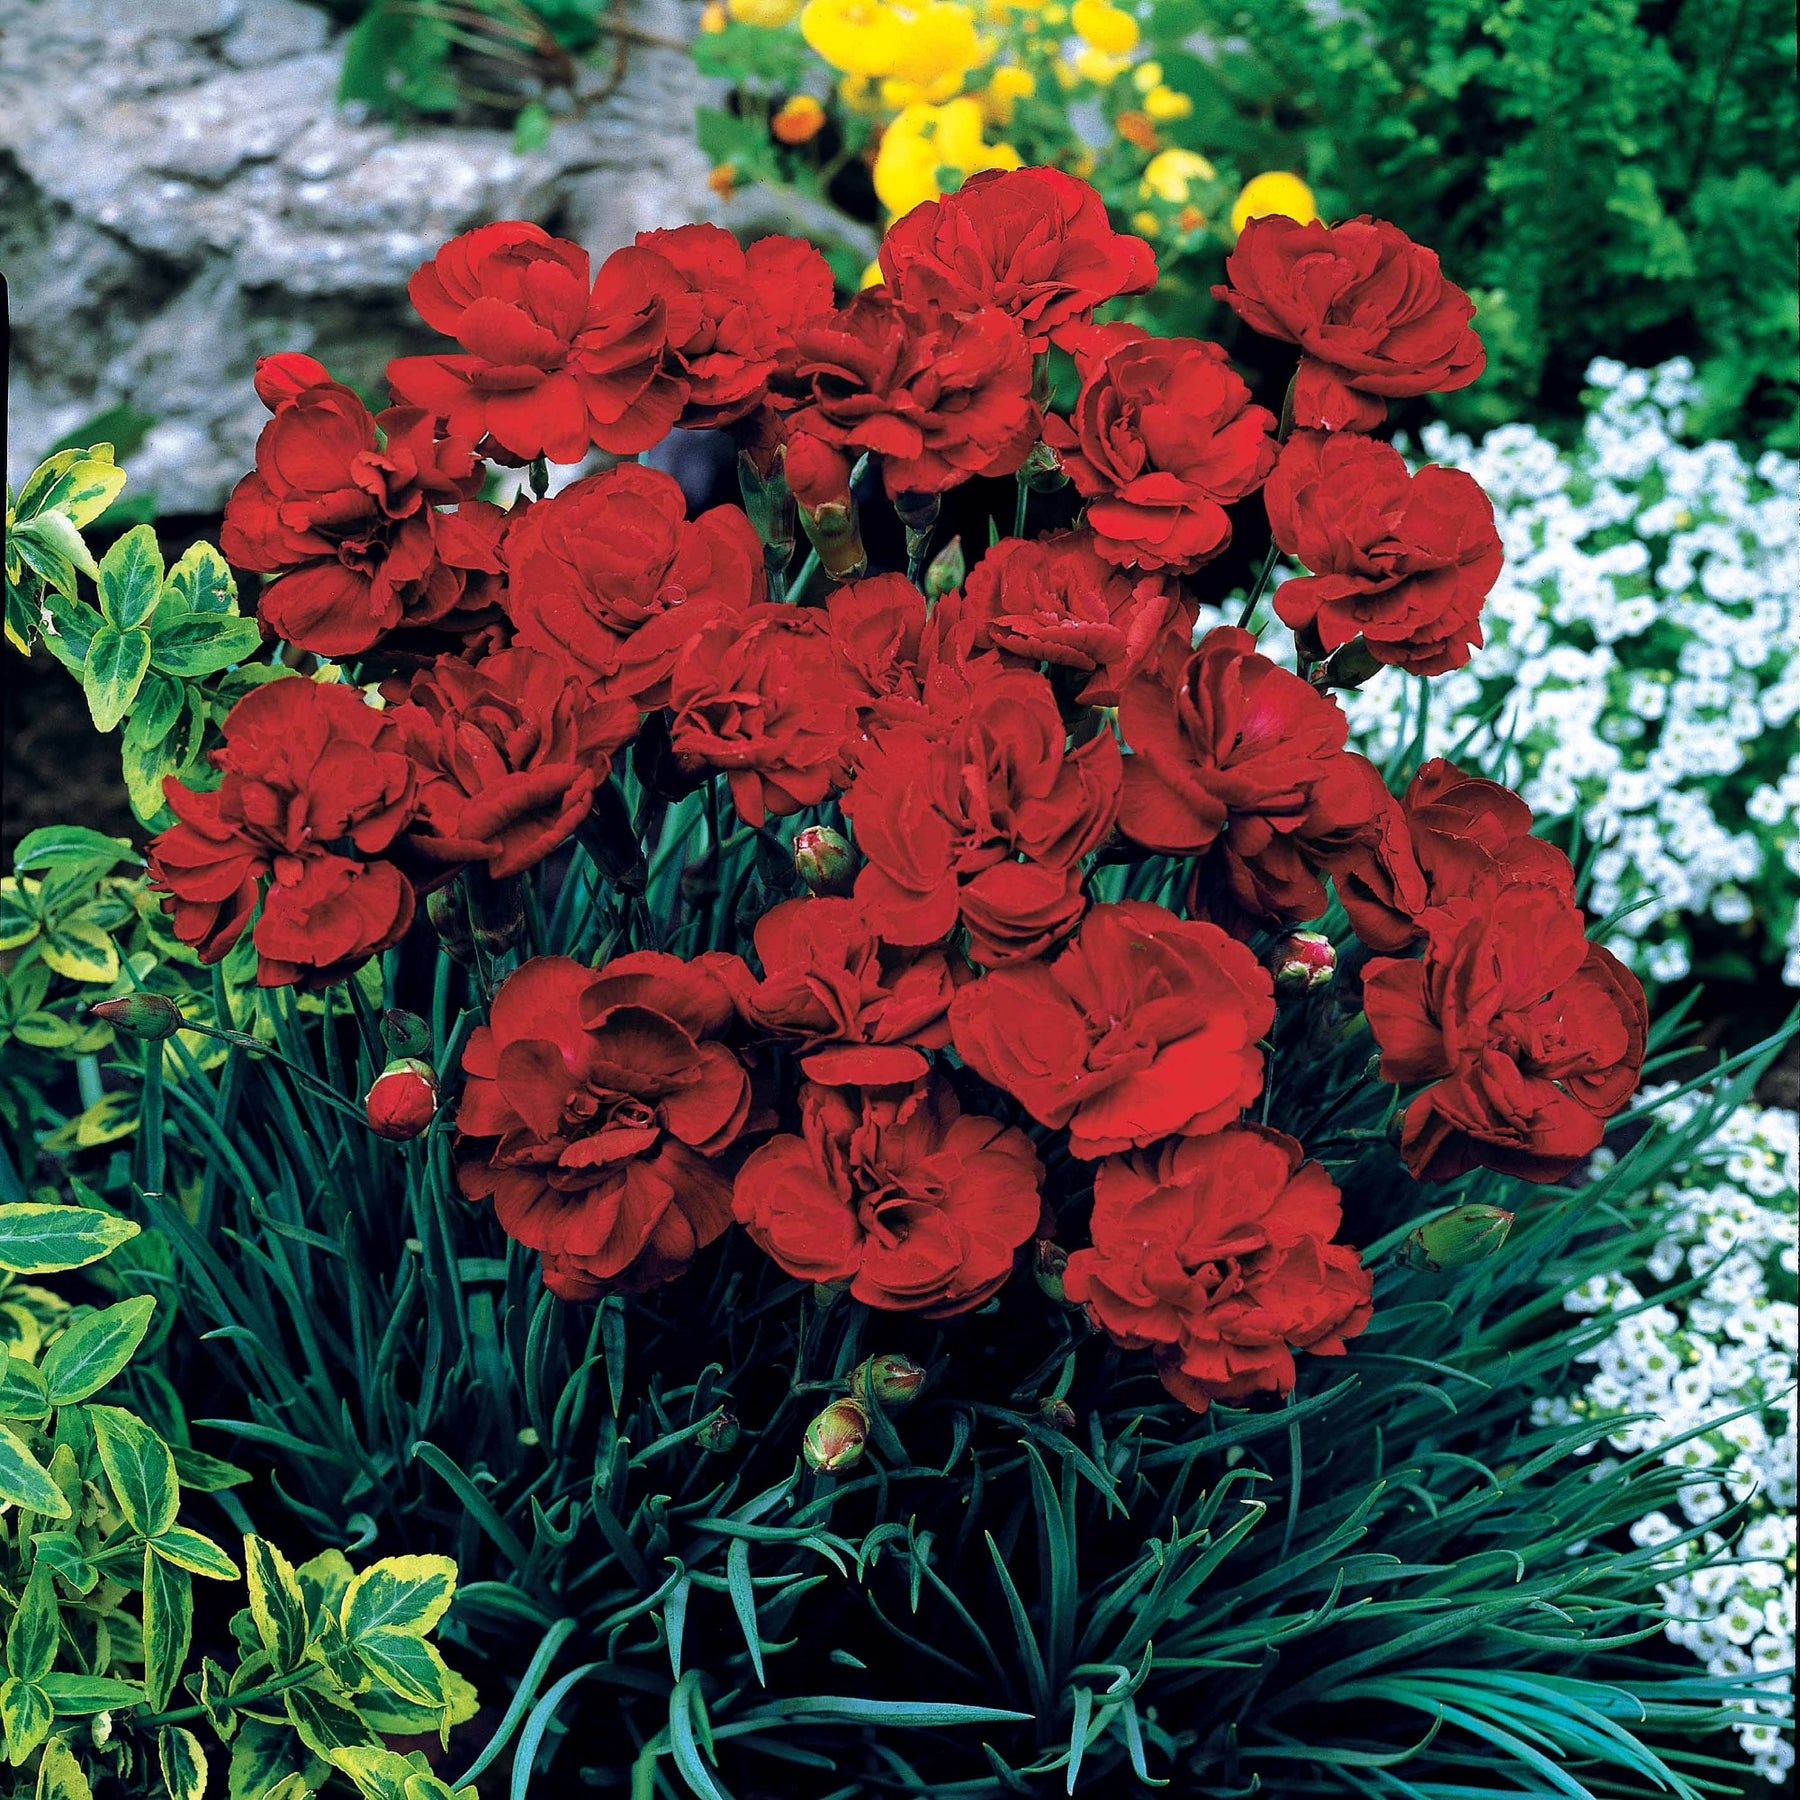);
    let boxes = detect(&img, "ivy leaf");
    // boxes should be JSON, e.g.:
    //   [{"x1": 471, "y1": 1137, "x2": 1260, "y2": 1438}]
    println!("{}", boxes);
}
[
  {"x1": 340, "y1": 1555, "x2": 458, "y2": 1641},
  {"x1": 149, "y1": 614, "x2": 264, "y2": 679},
  {"x1": 40, "y1": 1296, "x2": 157, "y2": 1406},
  {"x1": 150, "y1": 1524, "x2": 240, "y2": 1582},
  {"x1": 142, "y1": 1547, "x2": 193, "y2": 1712},
  {"x1": 0, "y1": 1427, "x2": 71, "y2": 1520},
  {"x1": 90, "y1": 1404, "x2": 180, "y2": 1537},
  {"x1": 158, "y1": 1725, "x2": 209, "y2": 1800},
  {"x1": 82, "y1": 623, "x2": 153, "y2": 733},
  {"x1": 96, "y1": 524, "x2": 164, "y2": 630},
  {"x1": 5, "y1": 1562, "x2": 59, "y2": 1685},
  {"x1": 0, "y1": 1204, "x2": 138, "y2": 1275},
  {"x1": 245, "y1": 1536, "x2": 309, "y2": 1673},
  {"x1": 0, "y1": 1676, "x2": 52, "y2": 1767}
]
